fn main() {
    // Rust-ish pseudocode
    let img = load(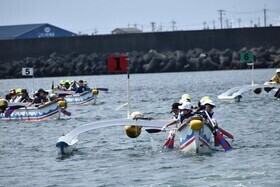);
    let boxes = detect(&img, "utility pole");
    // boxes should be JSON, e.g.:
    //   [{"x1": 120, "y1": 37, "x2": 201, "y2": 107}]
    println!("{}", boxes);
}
[
  {"x1": 158, "y1": 24, "x2": 162, "y2": 32},
  {"x1": 133, "y1": 23, "x2": 138, "y2": 28},
  {"x1": 171, "y1": 19, "x2": 176, "y2": 31},
  {"x1": 218, "y1": 9, "x2": 225, "y2": 29},
  {"x1": 238, "y1": 18, "x2": 241, "y2": 28},
  {"x1": 212, "y1": 20, "x2": 216, "y2": 29},
  {"x1": 263, "y1": 8, "x2": 267, "y2": 27},
  {"x1": 203, "y1": 21, "x2": 206, "y2": 29},
  {"x1": 258, "y1": 17, "x2": 261, "y2": 27},
  {"x1": 151, "y1": 22, "x2": 156, "y2": 32},
  {"x1": 94, "y1": 28, "x2": 98, "y2": 35},
  {"x1": 225, "y1": 19, "x2": 229, "y2": 28},
  {"x1": 250, "y1": 20, "x2": 253, "y2": 27}
]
